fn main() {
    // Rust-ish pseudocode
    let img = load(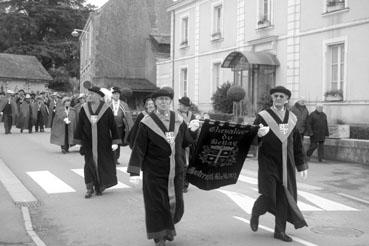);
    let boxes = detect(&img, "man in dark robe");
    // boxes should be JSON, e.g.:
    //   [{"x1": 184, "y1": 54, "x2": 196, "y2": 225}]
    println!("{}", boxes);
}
[
  {"x1": 74, "y1": 86, "x2": 121, "y2": 198},
  {"x1": 16, "y1": 94, "x2": 33, "y2": 133},
  {"x1": 0, "y1": 90, "x2": 18, "y2": 134},
  {"x1": 128, "y1": 88, "x2": 199, "y2": 246},
  {"x1": 109, "y1": 87, "x2": 133, "y2": 165},
  {"x1": 250, "y1": 86, "x2": 308, "y2": 242},
  {"x1": 177, "y1": 96, "x2": 196, "y2": 193},
  {"x1": 127, "y1": 95, "x2": 155, "y2": 149}
]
